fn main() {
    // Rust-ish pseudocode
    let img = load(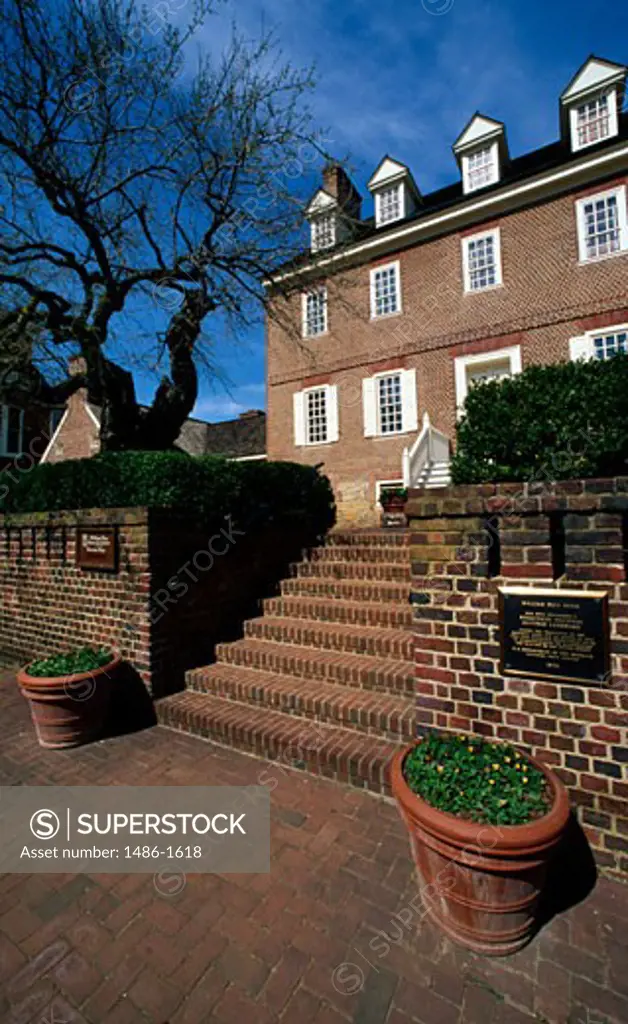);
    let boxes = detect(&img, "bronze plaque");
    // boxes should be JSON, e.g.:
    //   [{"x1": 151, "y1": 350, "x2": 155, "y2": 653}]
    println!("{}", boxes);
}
[
  {"x1": 499, "y1": 587, "x2": 609, "y2": 685},
  {"x1": 76, "y1": 526, "x2": 118, "y2": 572}
]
